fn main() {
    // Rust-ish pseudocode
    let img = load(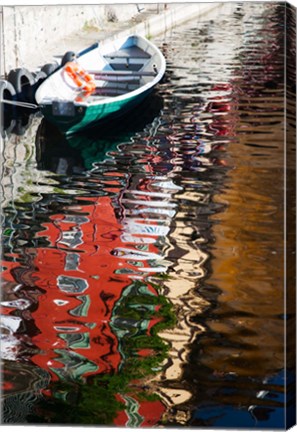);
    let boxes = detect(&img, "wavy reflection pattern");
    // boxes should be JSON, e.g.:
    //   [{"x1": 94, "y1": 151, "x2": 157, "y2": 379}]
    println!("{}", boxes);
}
[{"x1": 1, "y1": 1, "x2": 290, "y2": 428}]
